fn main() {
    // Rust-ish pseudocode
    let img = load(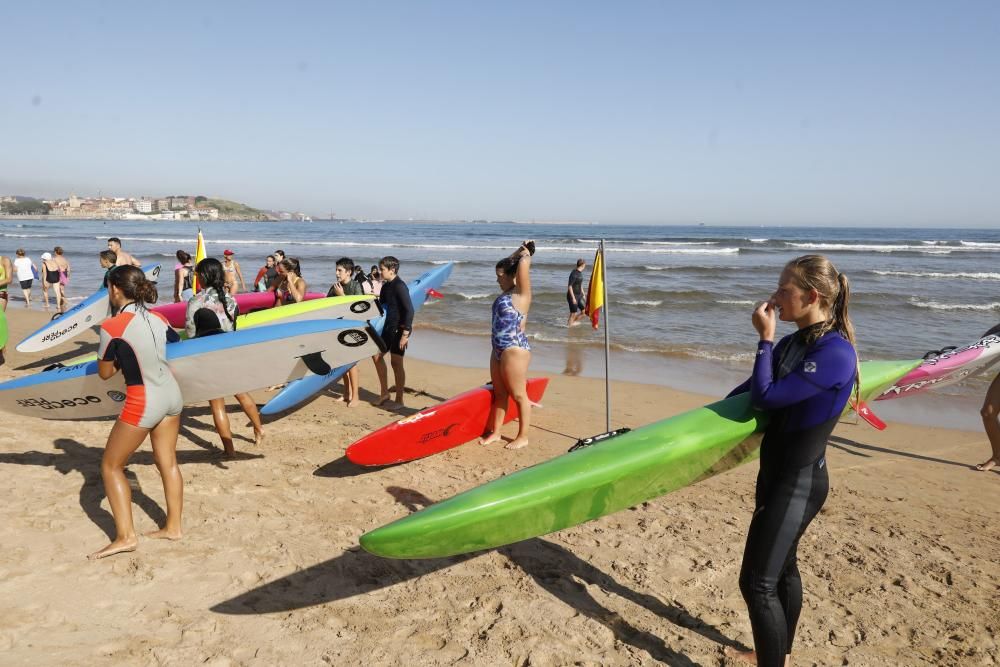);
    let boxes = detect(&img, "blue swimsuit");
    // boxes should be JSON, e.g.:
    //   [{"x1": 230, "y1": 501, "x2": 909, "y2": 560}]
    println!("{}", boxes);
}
[{"x1": 491, "y1": 292, "x2": 530, "y2": 360}]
